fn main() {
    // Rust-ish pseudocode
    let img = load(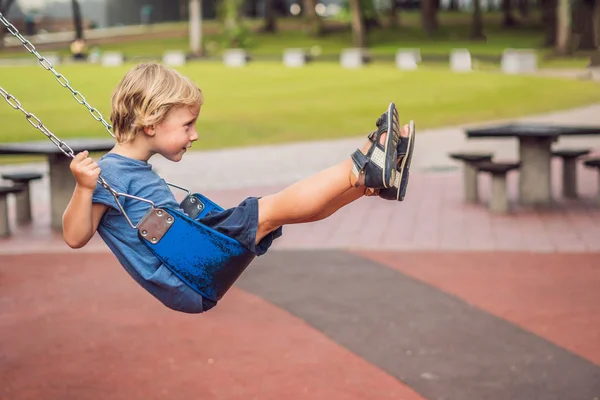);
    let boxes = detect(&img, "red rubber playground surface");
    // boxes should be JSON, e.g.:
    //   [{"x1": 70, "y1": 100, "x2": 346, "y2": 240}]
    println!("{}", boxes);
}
[
  {"x1": 2, "y1": 252, "x2": 600, "y2": 399},
  {"x1": 1, "y1": 169, "x2": 600, "y2": 399}
]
